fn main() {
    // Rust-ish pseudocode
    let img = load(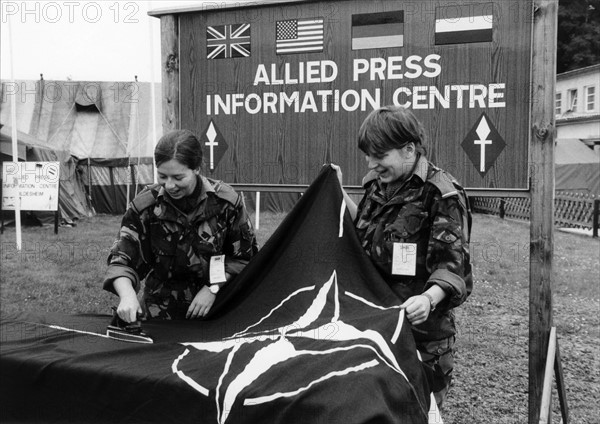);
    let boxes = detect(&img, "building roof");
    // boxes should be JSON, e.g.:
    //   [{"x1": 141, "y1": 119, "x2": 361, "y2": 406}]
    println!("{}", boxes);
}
[
  {"x1": 556, "y1": 63, "x2": 600, "y2": 80},
  {"x1": 555, "y1": 138, "x2": 599, "y2": 165},
  {"x1": 556, "y1": 112, "x2": 600, "y2": 125}
]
